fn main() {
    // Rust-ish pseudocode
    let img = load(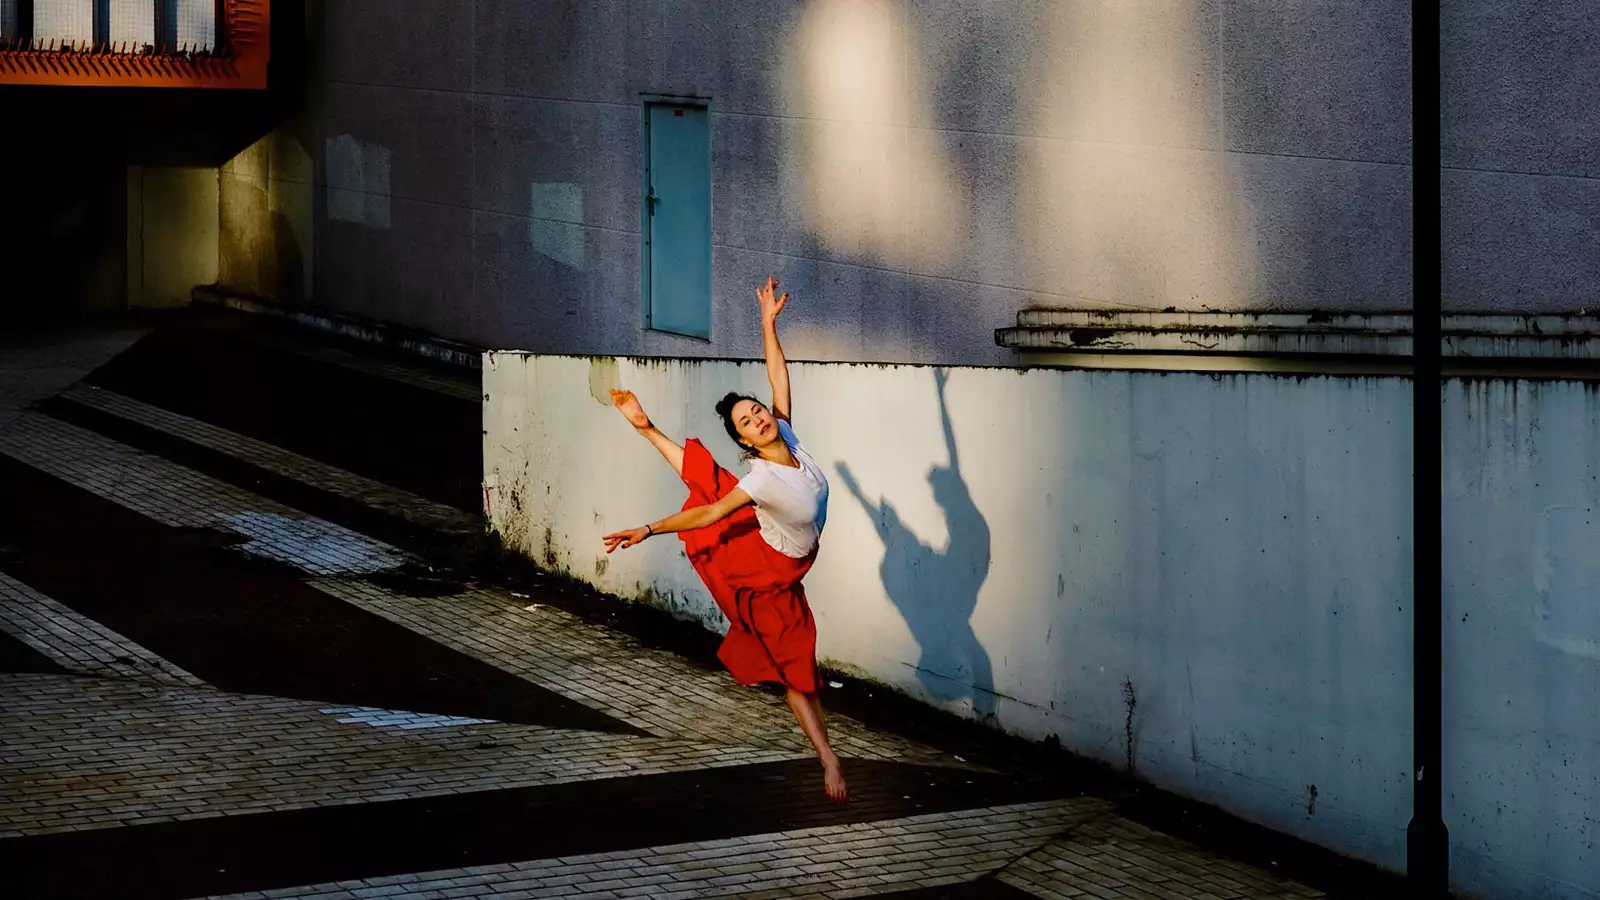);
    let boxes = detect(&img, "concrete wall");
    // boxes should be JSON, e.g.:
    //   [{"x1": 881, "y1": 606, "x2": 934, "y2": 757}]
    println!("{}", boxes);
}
[
  {"x1": 219, "y1": 124, "x2": 317, "y2": 305},
  {"x1": 1443, "y1": 2, "x2": 1600, "y2": 313},
  {"x1": 278, "y1": 0, "x2": 1413, "y2": 366},
  {"x1": 484, "y1": 354, "x2": 1600, "y2": 900},
  {"x1": 484, "y1": 353, "x2": 1417, "y2": 873},
  {"x1": 1443, "y1": 379, "x2": 1600, "y2": 900},
  {"x1": 226, "y1": 2, "x2": 1600, "y2": 337},
  {"x1": 126, "y1": 166, "x2": 220, "y2": 310}
]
